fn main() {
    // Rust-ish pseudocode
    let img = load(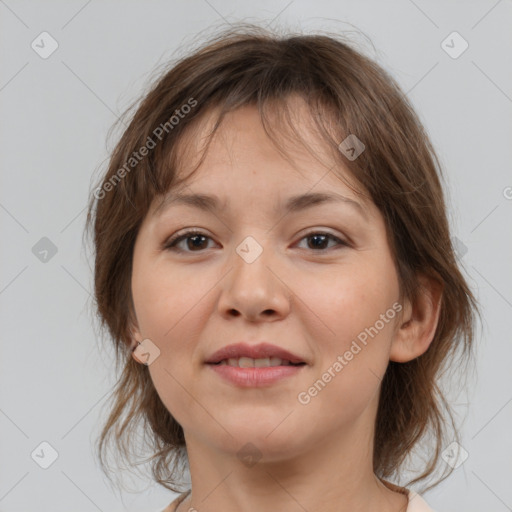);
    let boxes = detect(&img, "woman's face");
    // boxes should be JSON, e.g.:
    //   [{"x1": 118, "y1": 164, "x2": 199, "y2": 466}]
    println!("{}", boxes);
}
[{"x1": 130, "y1": 102, "x2": 404, "y2": 461}]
